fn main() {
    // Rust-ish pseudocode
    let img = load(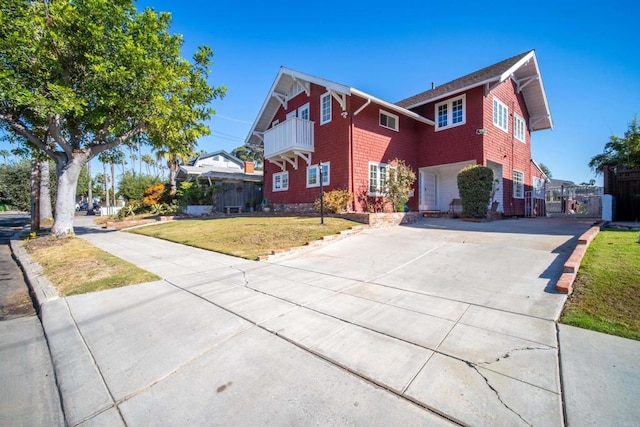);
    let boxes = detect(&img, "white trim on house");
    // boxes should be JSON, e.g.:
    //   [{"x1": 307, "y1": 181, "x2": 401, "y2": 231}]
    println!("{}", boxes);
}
[
  {"x1": 379, "y1": 110, "x2": 399, "y2": 131},
  {"x1": 298, "y1": 103, "x2": 310, "y2": 121},
  {"x1": 320, "y1": 92, "x2": 332, "y2": 125},
  {"x1": 512, "y1": 169, "x2": 524, "y2": 199},
  {"x1": 350, "y1": 89, "x2": 435, "y2": 126},
  {"x1": 514, "y1": 113, "x2": 525, "y2": 142},
  {"x1": 493, "y1": 97, "x2": 509, "y2": 133},
  {"x1": 368, "y1": 161, "x2": 388, "y2": 196},
  {"x1": 435, "y1": 95, "x2": 466, "y2": 131},
  {"x1": 273, "y1": 171, "x2": 289, "y2": 192},
  {"x1": 306, "y1": 162, "x2": 330, "y2": 188}
]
